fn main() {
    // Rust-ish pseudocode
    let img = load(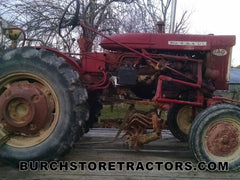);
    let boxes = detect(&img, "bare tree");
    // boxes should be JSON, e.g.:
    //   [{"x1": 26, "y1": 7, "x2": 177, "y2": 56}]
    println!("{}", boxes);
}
[
  {"x1": 112, "y1": 0, "x2": 190, "y2": 34},
  {"x1": 77, "y1": 0, "x2": 134, "y2": 52},
  {"x1": 0, "y1": 0, "x2": 191, "y2": 53}
]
